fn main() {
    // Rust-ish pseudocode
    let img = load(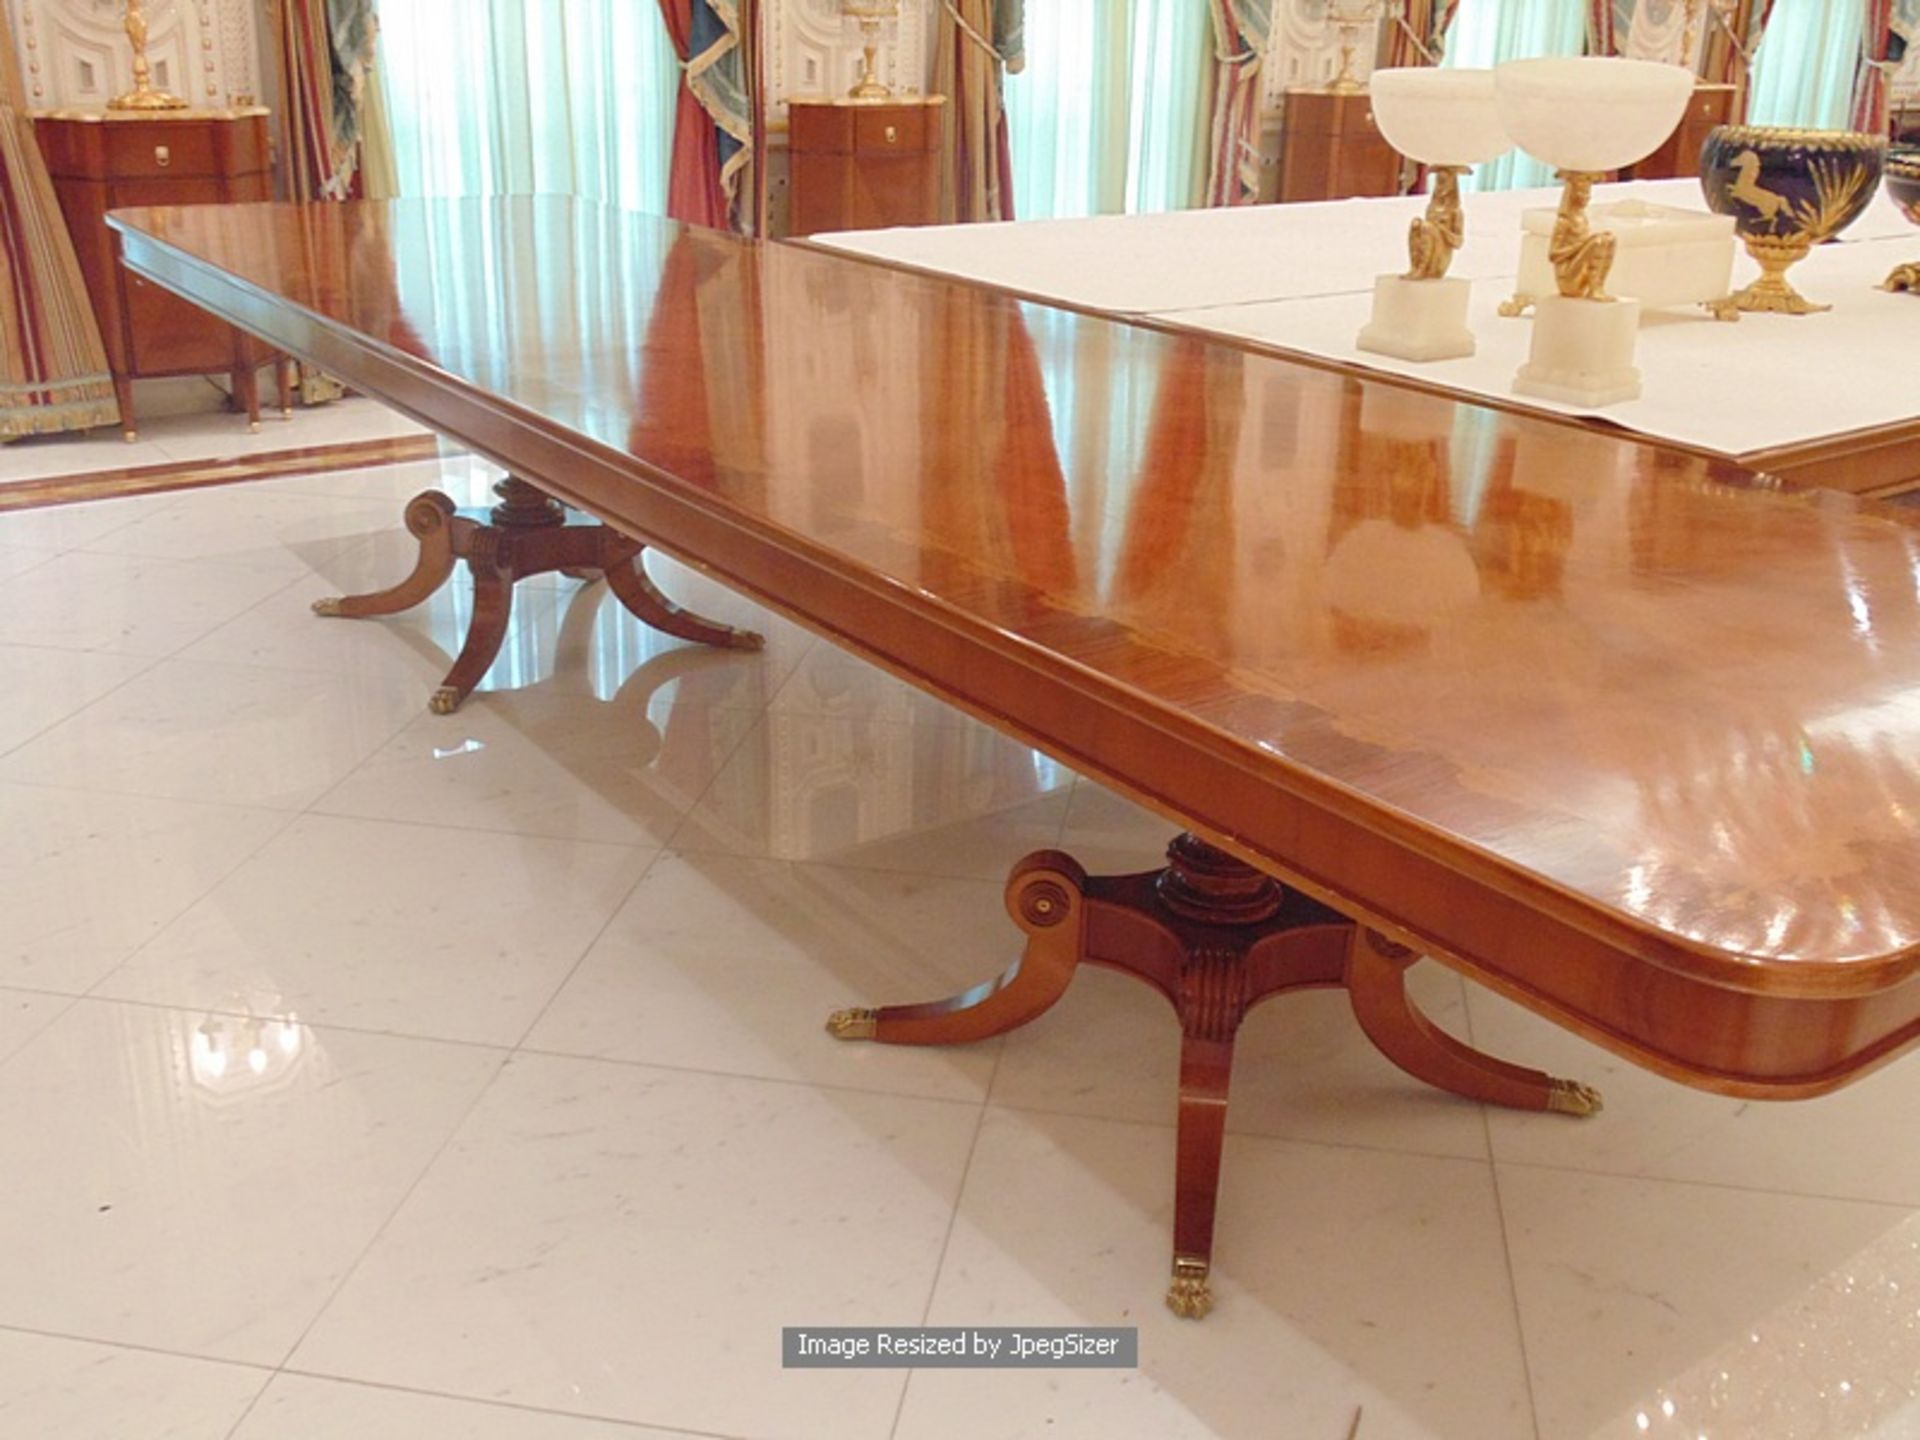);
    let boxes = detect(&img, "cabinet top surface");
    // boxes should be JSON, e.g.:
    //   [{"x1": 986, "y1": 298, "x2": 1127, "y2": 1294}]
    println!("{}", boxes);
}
[
  {"x1": 33, "y1": 106, "x2": 269, "y2": 124},
  {"x1": 105, "y1": 196, "x2": 1920, "y2": 993}
]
